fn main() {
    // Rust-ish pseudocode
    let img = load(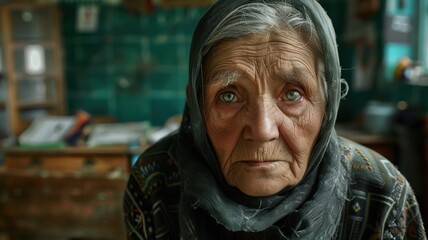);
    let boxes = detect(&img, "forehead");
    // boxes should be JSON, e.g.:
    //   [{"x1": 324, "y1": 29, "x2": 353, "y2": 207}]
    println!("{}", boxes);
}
[
  {"x1": 203, "y1": 31, "x2": 319, "y2": 83},
  {"x1": 214, "y1": 31, "x2": 311, "y2": 54}
]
